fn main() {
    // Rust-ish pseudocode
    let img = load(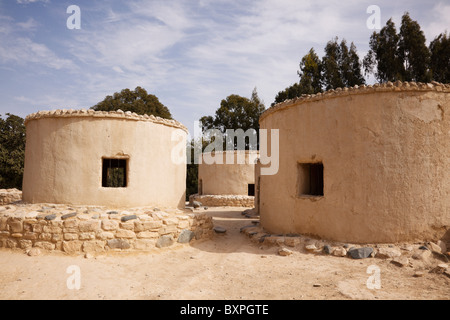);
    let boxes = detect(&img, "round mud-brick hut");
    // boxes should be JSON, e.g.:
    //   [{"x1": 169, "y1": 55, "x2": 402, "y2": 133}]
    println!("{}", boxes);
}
[
  {"x1": 192, "y1": 150, "x2": 259, "y2": 207},
  {"x1": 257, "y1": 81, "x2": 450, "y2": 244},
  {"x1": 22, "y1": 109, "x2": 187, "y2": 209}
]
